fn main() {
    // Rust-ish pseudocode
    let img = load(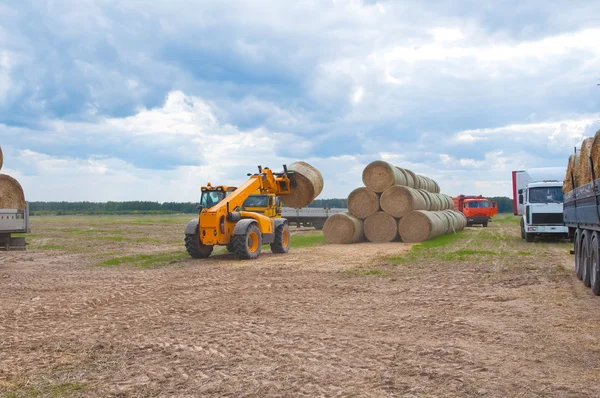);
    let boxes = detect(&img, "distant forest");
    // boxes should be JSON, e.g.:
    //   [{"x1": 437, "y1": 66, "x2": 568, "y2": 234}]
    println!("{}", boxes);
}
[{"x1": 29, "y1": 196, "x2": 514, "y2": 215}]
